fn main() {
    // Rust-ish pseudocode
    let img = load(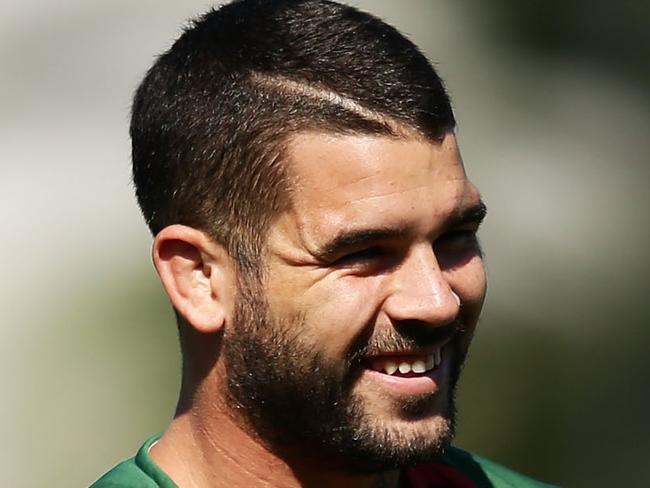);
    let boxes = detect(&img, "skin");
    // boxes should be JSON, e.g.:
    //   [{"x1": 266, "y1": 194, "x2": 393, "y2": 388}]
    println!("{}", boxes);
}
[{"x1": 149, "y1": 131, "x2": 487, "y2": 488}]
